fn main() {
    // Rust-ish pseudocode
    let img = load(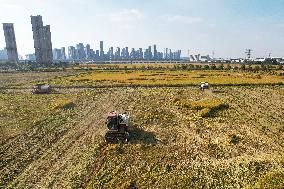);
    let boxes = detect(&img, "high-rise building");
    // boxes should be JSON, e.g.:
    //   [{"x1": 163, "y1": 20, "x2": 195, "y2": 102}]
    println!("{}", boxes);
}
[
  {"x1": 108, "y1": 47, "x2": 114, "y2": 60},
  {"x1": 85, "y1": 44, "x2": 91, "y2": 60},
  {"x1": 61, "y1": 47, "x2": 66, "y2": 60},
  {"x1": 90, "y1": 49, "x2": 95, "y2": 60},
  {"x1": 148, "y1": 46, "x2": 152, "y2": 60},
  {"x1": 25, "y1": 53, "x2": 36, "y2": 61},
  {"x1": 53, "y1": 47, "x2": 66, "y2": 60},
  {"x1": 125, "y1": 47, "x2": 129, "y2": 59},
  {"x1": 68, "y1": 46, "x2": 76, "y2": 60},
  {"x1": 130, "y1": 48, "x2": 136, "y2": 60},
  {"x1": 139, "y1": 48, "x2": 143, "y2": 60},
  {"x1": 95, "y1": 50, "x2": 100, "y2": 60},
  {"x1": 115, "y1": 47, "x2": 121, "y2": 60},
  {"x1": 0, "y1": 48, "x2": 8, "y2": 60},
  {"x1": 2, "y1": 23, "x2": 18, "y2": 62},
  {"x1": 165, "y1": 48, "x2": 171, "y2": 60},
  {"x1": 31, "y1": 15, "x2": 53, "y2": 64},
  {"x1": 153, "y1": 45, "x2": 157, "y2": 60},
  {"x1": 100, "y1": 41, "x2": 104, "y2": 59},
  {"x1": 53, "y1": 48, "x2": 62, "y2": 60},
  {"x1": 76, "y1": 43, "x2": 85, "y2": 60}
]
